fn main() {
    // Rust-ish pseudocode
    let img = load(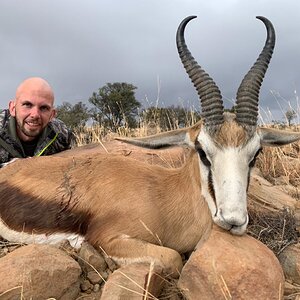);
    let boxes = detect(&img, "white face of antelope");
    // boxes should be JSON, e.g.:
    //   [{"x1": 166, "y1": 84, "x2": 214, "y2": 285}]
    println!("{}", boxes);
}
[{"x1": 196, "y1": 121, "x2": 261, "y2": 235}]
